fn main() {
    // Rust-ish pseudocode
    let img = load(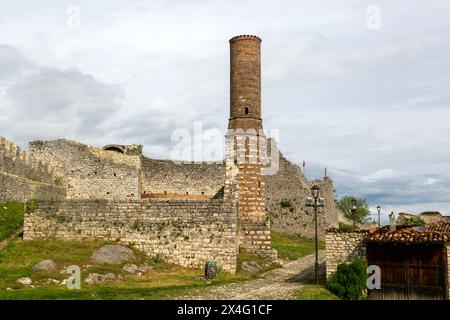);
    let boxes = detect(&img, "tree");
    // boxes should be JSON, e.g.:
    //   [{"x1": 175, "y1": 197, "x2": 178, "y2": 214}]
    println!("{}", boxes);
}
[{"x1": 337, "y1": 196, "x2": 370, "y2": 225}]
